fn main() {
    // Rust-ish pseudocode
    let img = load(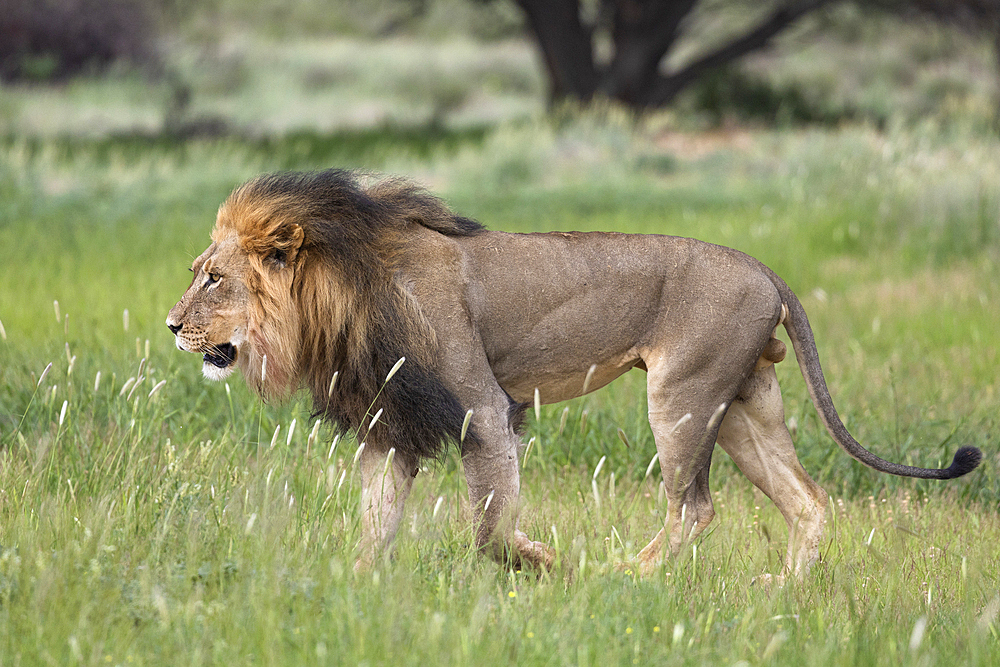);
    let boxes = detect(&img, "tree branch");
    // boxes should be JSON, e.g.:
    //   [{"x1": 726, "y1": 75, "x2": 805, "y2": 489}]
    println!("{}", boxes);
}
[{"x1": 643, "y1": 0, "x2": 835, "y2": 107}]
